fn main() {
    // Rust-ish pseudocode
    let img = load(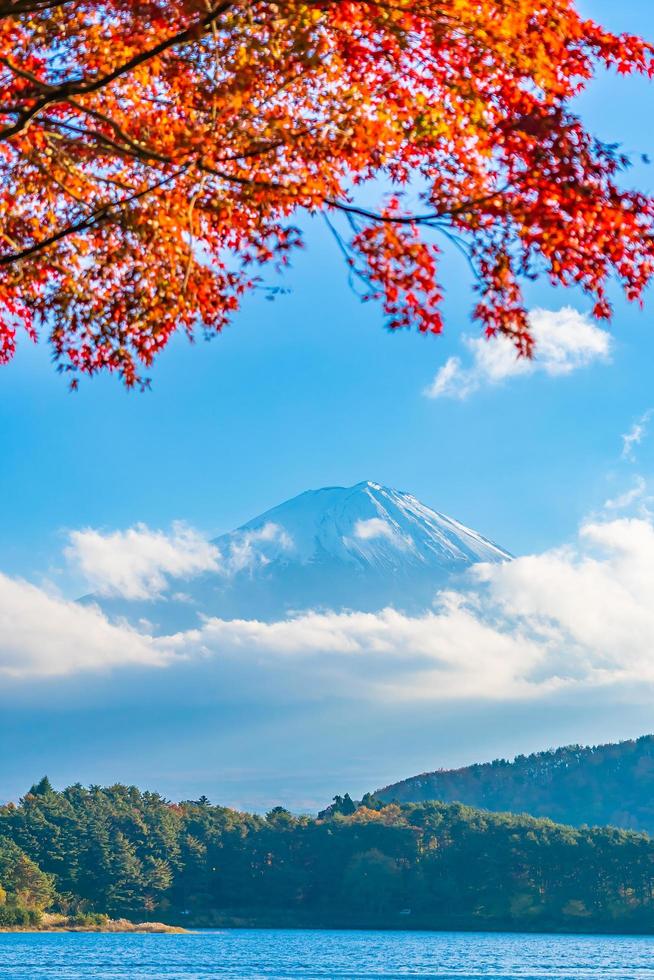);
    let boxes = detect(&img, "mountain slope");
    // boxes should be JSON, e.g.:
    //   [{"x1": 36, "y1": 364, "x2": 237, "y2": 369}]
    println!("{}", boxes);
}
[
  {"x1": 376, "y1": 735, "x2": 654, "y2": 834},
  {"x1": 88, "y1": 481, "x2": 511, "y2": 631},
  {"x1": 222, "y1": 481, "x2": 510, "y2": 571}
]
